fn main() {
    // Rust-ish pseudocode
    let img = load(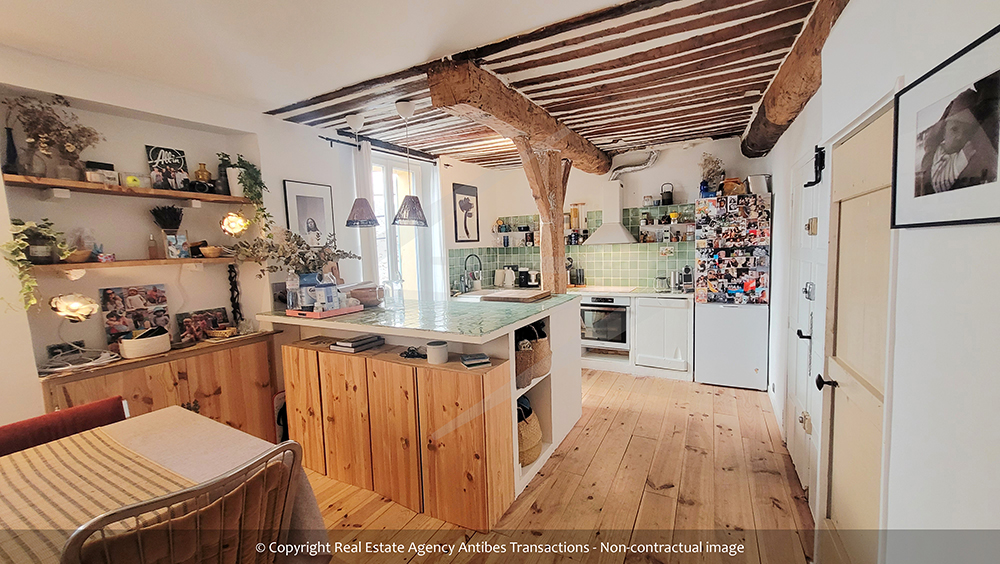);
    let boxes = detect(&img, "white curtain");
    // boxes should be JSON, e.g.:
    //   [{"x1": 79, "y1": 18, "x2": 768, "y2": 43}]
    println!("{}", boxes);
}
[{"x1": 353, "y1": 141, "x2": 378, "y2": 283}]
